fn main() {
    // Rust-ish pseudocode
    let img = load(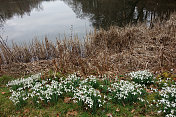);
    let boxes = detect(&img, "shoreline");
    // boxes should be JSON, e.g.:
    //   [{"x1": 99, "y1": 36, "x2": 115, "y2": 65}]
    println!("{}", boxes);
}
[{"x1": 0, "y1": 13, "x2": 176, "y2": 77}]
